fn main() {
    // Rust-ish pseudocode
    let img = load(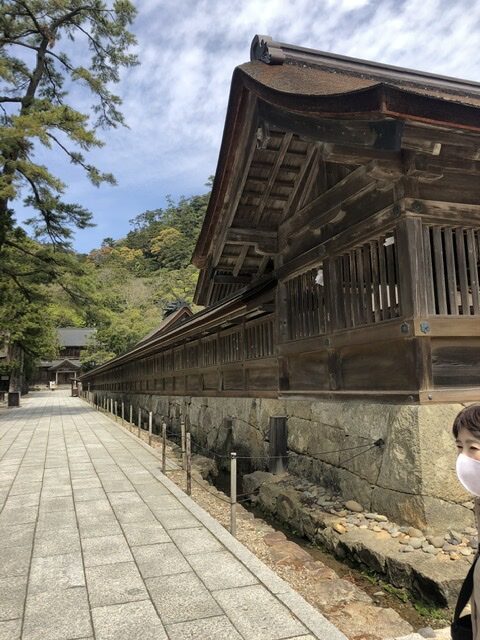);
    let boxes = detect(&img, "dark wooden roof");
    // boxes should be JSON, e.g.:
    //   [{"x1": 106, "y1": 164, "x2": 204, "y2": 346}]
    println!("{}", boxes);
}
[
  {"x1": 58, "y1": 327, "x2": 96, "y2": 347},
  {"x1": 192, "y1": 35, "x2": 480, "y2": 306},
  {"x1": 135, "y1": 306, "x2": 193, "y2": 347}
]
